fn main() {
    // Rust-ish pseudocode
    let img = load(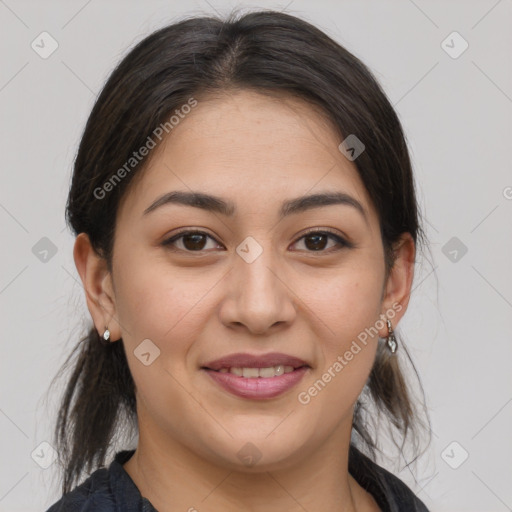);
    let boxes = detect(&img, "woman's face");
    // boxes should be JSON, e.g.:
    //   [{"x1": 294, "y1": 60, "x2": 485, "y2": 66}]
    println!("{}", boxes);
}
[{"x1": 81, "y1": 89, "x2": 414, "y2": 471}]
